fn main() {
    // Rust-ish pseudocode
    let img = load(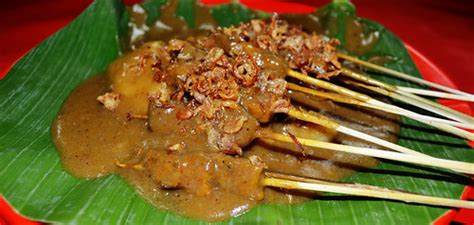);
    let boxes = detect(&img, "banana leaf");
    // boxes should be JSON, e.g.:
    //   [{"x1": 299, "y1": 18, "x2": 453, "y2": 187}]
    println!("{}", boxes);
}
[{"x1": 1, "y1": 0, "x2": 472, "y2": 224}]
